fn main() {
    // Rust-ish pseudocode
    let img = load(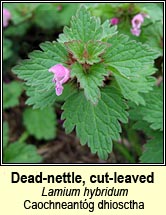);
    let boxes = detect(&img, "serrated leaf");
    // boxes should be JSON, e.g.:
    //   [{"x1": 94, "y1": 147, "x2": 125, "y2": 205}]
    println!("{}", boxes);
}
[
  {"x1": 26, "y1": 83, "x2": 76, "y2": 109},
  {"x1": 128, "y1": 86, "x2": 163, "y2": 164},
  {"x1": 3, "y1": 81, "x2": 23, "y2": 109},
  {"x1": 62, "y1": 85, "x2": 128, "y2": 159},
  {"x1": 103, "y1": 34, "x2": 159, "y2": 78},
  {"x1": 142, "y1": 21, "x2": 163, "y2": 55},
  {"x1": 26, "y1": 87, "x2": 57, "y2": 109},
  {"x1": 58, "y1": 5, "x2": 103, "y2": 43},
  {"x1": 13, "y1": 42, "x2": 68, "y2": 89},
  {"x1": 65, "y1": 41, "x2": 85, "y2": 63},
  {"x1": 85, "y1": 41, "x2": 108, "y2": 64},
  {"x1": 129, "y1": 86, "x2": 163, "y2": 131},
  {"x1": 65, "y1": 40, "x2": 108, "y2": 65},
  {"x1": 101, "y1": 20, "x2": 118, "y2": 41},
  {"x1": 71, "y1": 62, "x2": 108, "y2": 104},
  {"x1": 12, "y1": 42, "x2": 69, "y2": 108},
  {"x1": 139, "y1": 86, "x2": 163, "y2": 130},
  {"x1": 23, "y1": 106, "x2": 57, "y2": 140},
  {"x1": 3, "y1": 141, "x2": 42, "y2": 163},
  {"x1": 140, "y1": 131, "x2": 163, "y2": 163},
  {"x1": 55, "y1": 83, "x2": 78, "y2": 102},
  {"x1": 3, "y1": 122, "x2": 9, "y2": 150},
  {"x1": 58, "y1": 5, "x2": 117, "y2": 44},
  {"x1": 113, "y1": 66, "x2": 156, "y2": 105}
]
